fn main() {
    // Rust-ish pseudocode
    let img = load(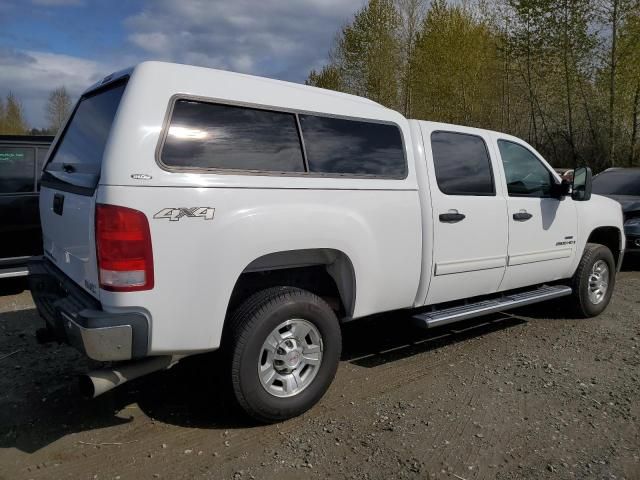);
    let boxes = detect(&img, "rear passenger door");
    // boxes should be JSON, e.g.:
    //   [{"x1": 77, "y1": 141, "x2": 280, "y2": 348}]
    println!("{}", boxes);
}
[{"x1": 421, "y1": 126, "x2": 508, "y2": 305}]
